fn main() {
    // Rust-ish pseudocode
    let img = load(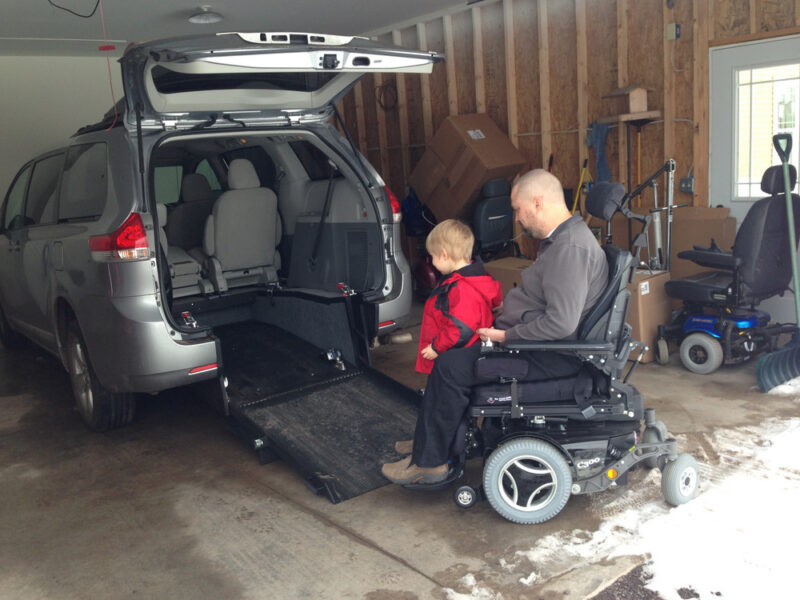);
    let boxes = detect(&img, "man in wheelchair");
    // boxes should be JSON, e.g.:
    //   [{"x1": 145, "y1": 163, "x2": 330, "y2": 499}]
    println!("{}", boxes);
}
[{"x1": 382, "y1": 169, "x2": 699, "y2": 524}]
